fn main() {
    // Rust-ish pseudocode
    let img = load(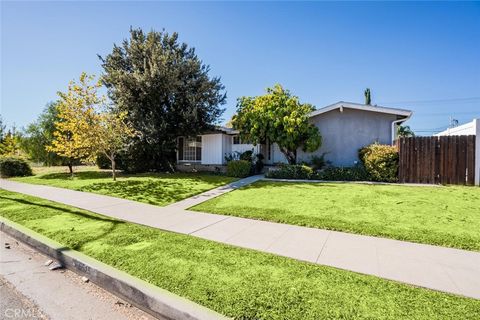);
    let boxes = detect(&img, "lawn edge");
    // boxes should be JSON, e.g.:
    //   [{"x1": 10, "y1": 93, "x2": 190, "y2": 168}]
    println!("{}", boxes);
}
[{"x1": 0, "y1": 216, "x2": 229, "y2": 320}]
